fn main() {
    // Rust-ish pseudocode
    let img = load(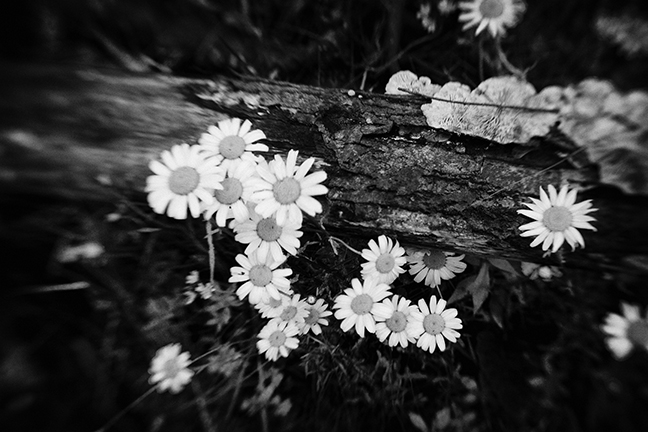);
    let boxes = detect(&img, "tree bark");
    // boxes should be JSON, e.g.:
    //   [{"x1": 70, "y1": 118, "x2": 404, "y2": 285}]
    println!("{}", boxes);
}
[{"x1": 1, "y1": 63, "x2": 647, "y2": 272}]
